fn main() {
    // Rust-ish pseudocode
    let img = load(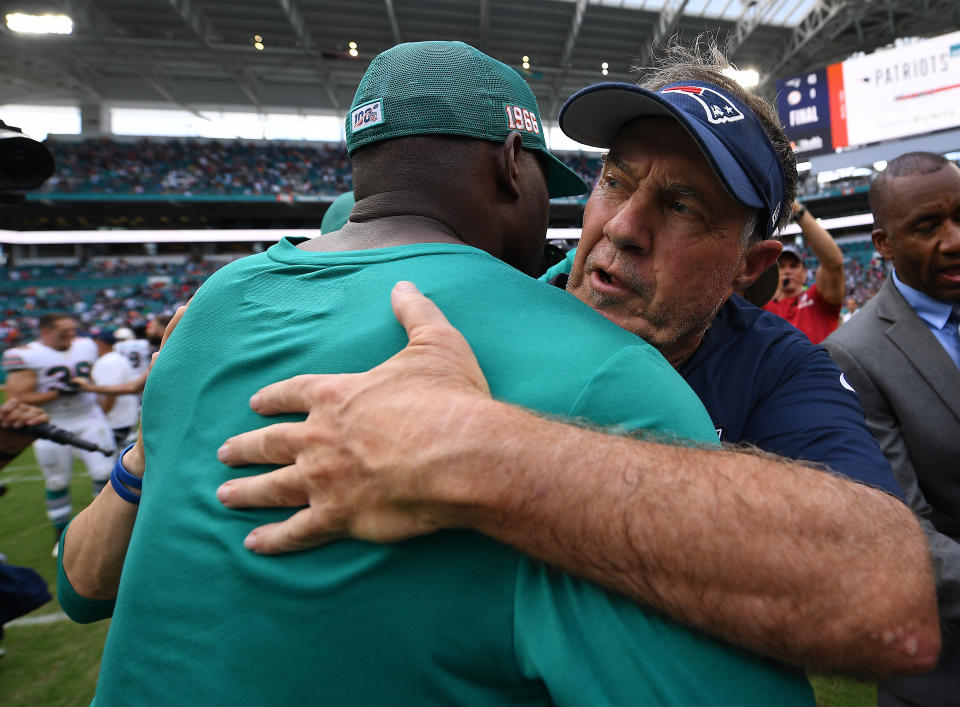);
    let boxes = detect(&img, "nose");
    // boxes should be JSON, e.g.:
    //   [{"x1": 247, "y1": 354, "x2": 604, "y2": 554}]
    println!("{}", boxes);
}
[
  {"x1": 603, "y1": 190, "x2": 657, "y2": 254},
  {"x1": 943, "y1": 217, "x2": 960, "y2": 253}
]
